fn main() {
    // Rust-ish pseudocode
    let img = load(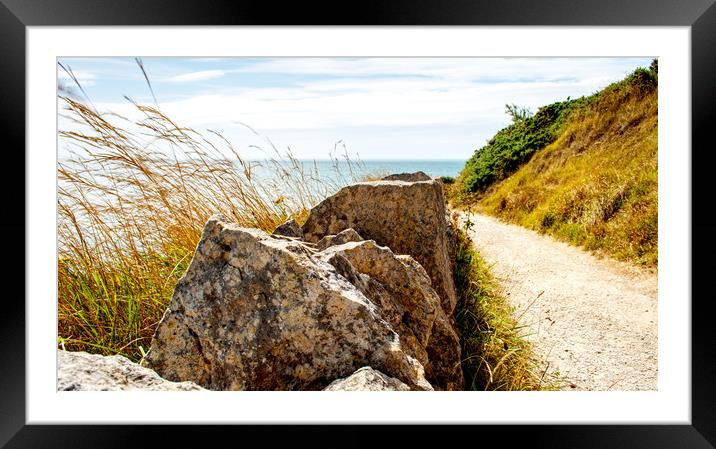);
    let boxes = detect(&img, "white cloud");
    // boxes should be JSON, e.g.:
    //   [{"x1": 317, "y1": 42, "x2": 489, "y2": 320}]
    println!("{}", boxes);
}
[
  {"x1": 57, "y1": 68, "x2": 97, "y2": 86},
  {"x1": 233, "y1": 58, "x2": 644, "y2": 84},
  {"x1": 168, "y1": 70, "x2": 226, "y2": 82},
  {"x1": 60, "y1": 57, "x2": 653, "y2": 160},
  {"x1": 103, "y1": 76, "x2": 611, "y2": 131}
]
